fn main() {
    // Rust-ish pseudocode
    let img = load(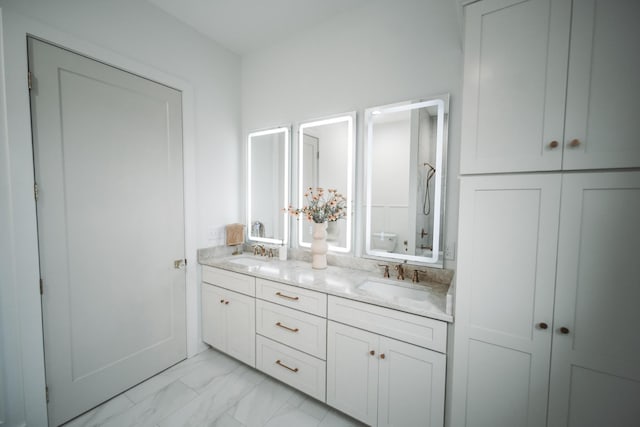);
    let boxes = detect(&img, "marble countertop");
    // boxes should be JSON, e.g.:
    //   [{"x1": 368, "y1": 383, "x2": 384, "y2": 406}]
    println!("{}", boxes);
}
[{"x1": 198, "y1": 253, "x2": 453, "y2": 323}]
